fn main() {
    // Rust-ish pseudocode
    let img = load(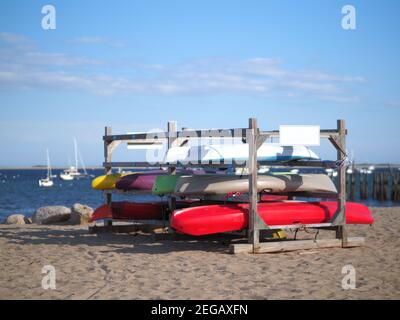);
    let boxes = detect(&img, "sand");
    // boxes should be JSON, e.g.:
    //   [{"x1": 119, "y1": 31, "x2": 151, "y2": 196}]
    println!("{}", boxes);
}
[{"x1": 0, "y1": 207, "x2": 399, "y2": 300}]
